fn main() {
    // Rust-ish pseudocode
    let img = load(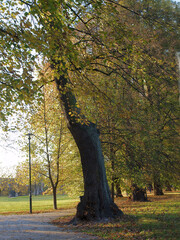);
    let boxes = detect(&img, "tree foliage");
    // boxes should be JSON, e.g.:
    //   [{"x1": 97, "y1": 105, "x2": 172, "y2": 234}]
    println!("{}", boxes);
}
[{"x1": 0, "y1": 0, "x2": 179, "y2": 215}]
